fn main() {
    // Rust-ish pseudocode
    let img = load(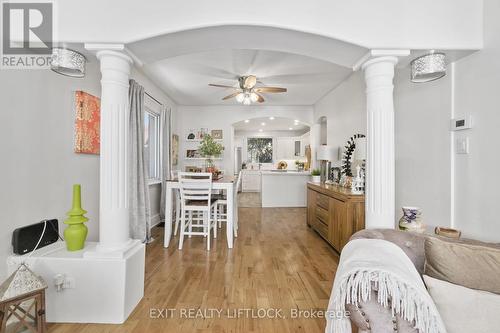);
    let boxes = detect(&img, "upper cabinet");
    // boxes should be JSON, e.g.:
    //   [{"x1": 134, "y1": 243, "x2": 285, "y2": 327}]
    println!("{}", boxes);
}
[{"x1": 276, "y1": 133, "x2": 310, "y2": 160}]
